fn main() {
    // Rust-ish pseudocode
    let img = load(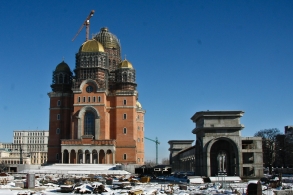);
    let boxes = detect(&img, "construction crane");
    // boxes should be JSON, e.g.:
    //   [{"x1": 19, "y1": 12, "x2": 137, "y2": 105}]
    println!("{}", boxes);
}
[
  {"x1": 72, "y1": 10, "x2": 95, "y2": 42},
  {"x1": 145, "y1": 137, "x2": 160, "y2": 165}
]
